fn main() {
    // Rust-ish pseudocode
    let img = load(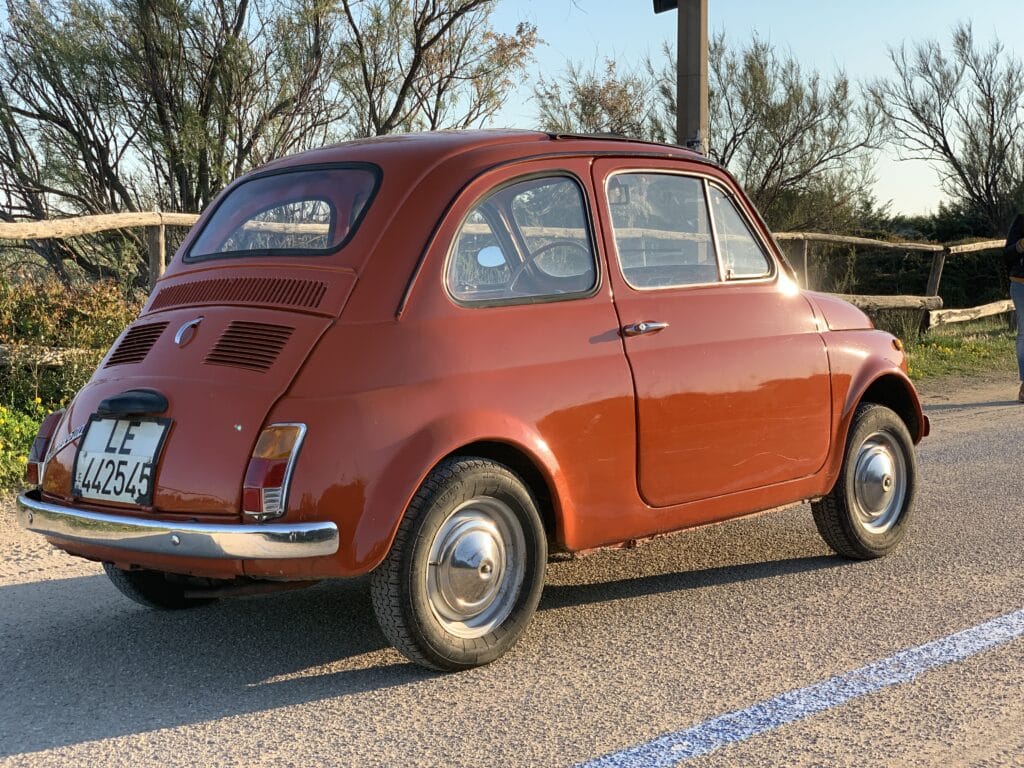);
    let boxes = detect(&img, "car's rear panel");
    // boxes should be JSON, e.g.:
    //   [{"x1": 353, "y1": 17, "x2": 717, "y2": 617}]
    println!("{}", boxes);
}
[{"x1": 41, "y1": 265, "x2": 355, "y2": 519}]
